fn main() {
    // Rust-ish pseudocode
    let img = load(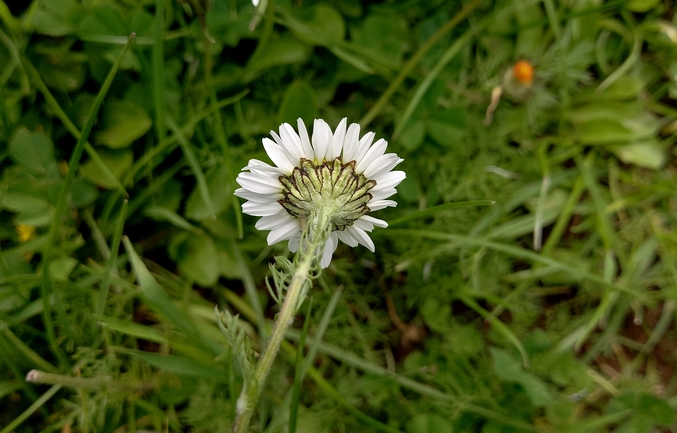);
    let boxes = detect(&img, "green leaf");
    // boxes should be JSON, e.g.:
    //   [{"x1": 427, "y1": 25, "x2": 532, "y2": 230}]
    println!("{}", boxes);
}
[
  {"x1": 625, "y1": 0, "x2": 660, "y2": 12},
  {"x1": 490, "y1": 348, "x2": 553, "y2": 407},
  {"x1": 184, "y1": 167, "x2": 231, "y2": 221},
  {"x1": 94, "y1": 99, "x2": 152, "y2": 148},
  {"x1": 9, "y1": 129, "x2": 59, "y2": 178},
  {"x1": 278, "y1": 81, "x2": 318, "y2": 126},
  {"x1": 568, "y1": 102, "x2": 659, "y2": 144},
  {"x1": 50, "y1": 257, "x2": 78, "y2": 282},
  {"x1": 246, "y1": 35, "x2": 310, "y2": 77},
  {"x1": 611, "y1": 140, "x2": 666, "y2": 169},
  {"x1": 426, "y1": 107, "x2": 466, "y2": 147},
  {"x1": 636, "y1": 393, "x2": 675, "y2": 426},
  {"x1": 69, "y1": 178, "x2": 99, "y2": 208},
  {"x1": 32, "y1": 0, "x2": 84, "y2": 36},
  {"x1": 145, "y1": 206, "x2": 203, "y2": 234},
  {"x1": 287, "y1": 4, "x2": 345, "y2": 47},
  {"x1": 117, "y1": 348, "x2": 225, "y2": 378},
  {"x1": 176, "y1": 235, "x2": 220, "y2": 288},
  {"x1": 350, "y1": 14, "x2": 409, "y2": 69},
  {"x1": 406, "y1": 414, "x2": 454, "y2": 433},
  {"x1": 122, "y1": 236, "x2": 199, "y2": 337},
  {"x1": 397, "y1": 119, "x2": 425, "y2": 151},
  {"x1": 80, "y1": 148, "x2": 133, "y2": 189}
]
